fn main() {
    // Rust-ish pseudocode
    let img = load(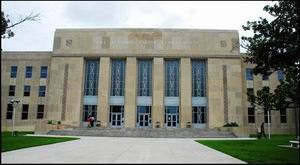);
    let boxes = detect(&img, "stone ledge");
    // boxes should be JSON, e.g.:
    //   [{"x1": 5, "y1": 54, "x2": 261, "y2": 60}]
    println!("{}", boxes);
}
[
  {"x1": 219, "y1": 127, "x2": 250, "y2": 137},
  {"x1": 34, "y1": 123, "x2": 67, "y2": 134}
]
